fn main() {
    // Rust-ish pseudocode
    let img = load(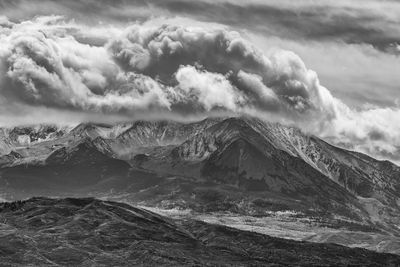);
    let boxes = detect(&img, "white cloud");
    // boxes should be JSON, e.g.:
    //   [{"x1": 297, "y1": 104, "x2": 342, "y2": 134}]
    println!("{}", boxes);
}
[
  {"x1": 109, "y1": 23, "x2": 339, "y2": 121},
  {"x1": 0, "y1": 16, "x2": 176, "y2": 113},
  {"x1": 249, "y1": 34, "x2": 400, "y2": 109},
  {"x1": 0, "y1": 15, "x2": 399, "y2": 164},
  {"x1": 175, "y1": 65, "x2": 245, "y2": 111}
]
